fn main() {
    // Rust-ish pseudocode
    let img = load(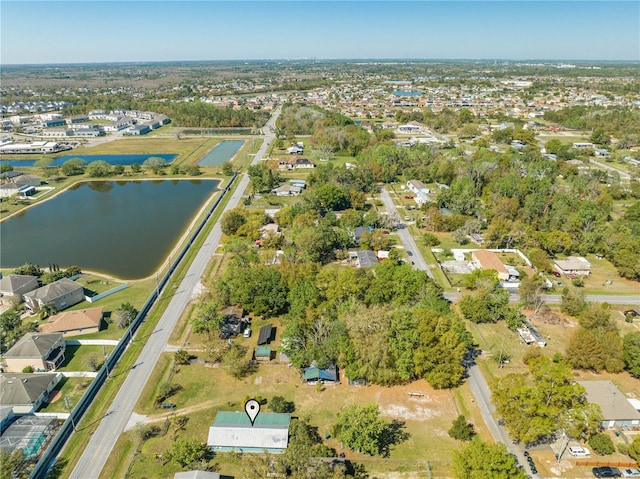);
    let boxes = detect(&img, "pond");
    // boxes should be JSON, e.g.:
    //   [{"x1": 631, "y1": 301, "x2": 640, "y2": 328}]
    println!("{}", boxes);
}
[
  {"x1": 0, "y1": 153, "x2": 178, "y2": 168},
  {"x1": 198, "y1": 140, "x2": 244, "y2": 166},
  {"x1": 0, "y1": 179, "x2": 219, "y2": 279}
]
